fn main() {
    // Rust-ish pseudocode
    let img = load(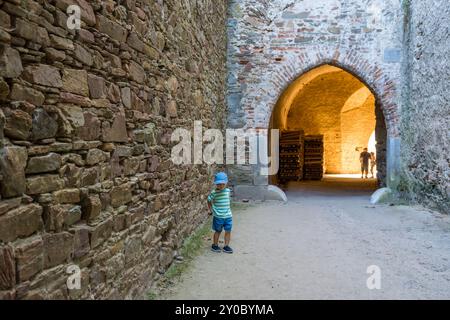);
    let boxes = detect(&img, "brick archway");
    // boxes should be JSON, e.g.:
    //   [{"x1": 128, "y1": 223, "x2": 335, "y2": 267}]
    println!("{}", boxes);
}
[
  {"x1": 267, "y1": 60, "x2": 390, "y2": 187},
  {"x1": 257, "y1": 53, "x2": 399, "y2": 138}
]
